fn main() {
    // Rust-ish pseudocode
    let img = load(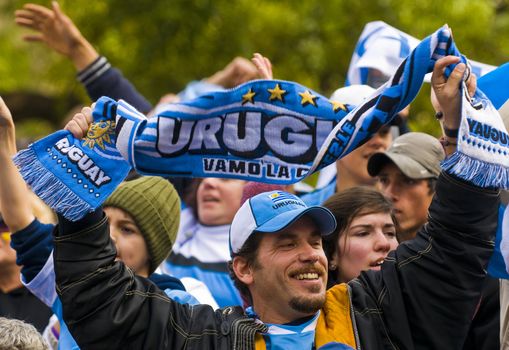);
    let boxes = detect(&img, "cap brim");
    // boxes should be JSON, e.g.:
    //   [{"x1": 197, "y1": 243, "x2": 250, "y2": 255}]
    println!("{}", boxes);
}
[
  {"x1": 254, "y1": 206, "x2": 336, "y2": 236},
  {"x1": 368, "y1": 152, "x2": 434, "y2": 179}
]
